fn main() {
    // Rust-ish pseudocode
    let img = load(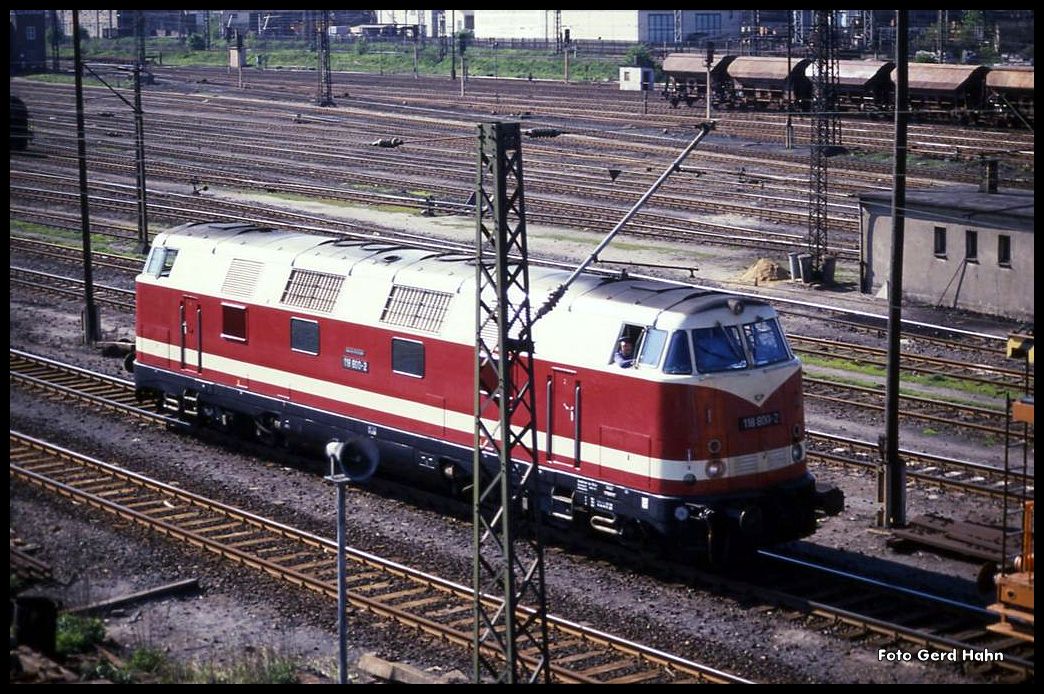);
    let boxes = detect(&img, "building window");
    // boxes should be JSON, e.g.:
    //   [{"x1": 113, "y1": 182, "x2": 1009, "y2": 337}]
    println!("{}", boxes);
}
[
  {"x1": 290, "y1": 317, "x2": 319, "y2": 355},
  {"x1": 998, "y1": 235, "x2": 1012, "y2": 267},
  {"x1": 221, "y1": 304, "x2": 247, "y2": 342},
  {"x1": 647, "y1": 13, "x2": 674, "y2": 43},
  {"x1": 693, "y1": 13, "x2": 722, "y2": 34},
  {"x1": 933, "y1": 227, "x2": 947, "y2": 258},
  {"x1": 26, "y1": 27, "x2": 37, "y2": 41},
  {"x1": 965, "y1": 230, "x2": 978, "y2": 263},
  {"x1": 391, "y1": 338, "x2": 424, "y2": 378}
]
